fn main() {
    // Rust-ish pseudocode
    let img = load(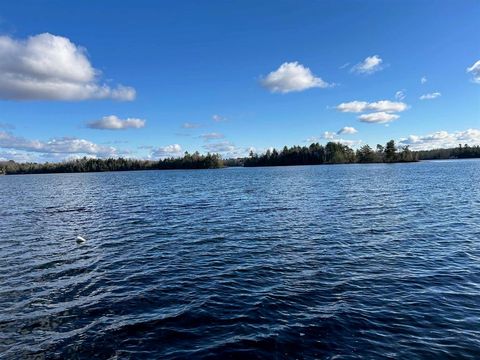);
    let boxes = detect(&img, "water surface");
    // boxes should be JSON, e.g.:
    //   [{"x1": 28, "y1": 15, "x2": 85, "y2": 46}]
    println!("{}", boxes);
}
[{"x1": 1, "y1": 160, "x2": 480, "y2": 359}]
